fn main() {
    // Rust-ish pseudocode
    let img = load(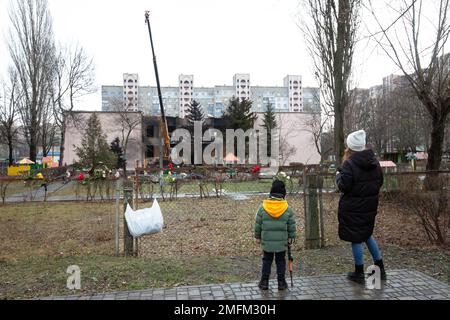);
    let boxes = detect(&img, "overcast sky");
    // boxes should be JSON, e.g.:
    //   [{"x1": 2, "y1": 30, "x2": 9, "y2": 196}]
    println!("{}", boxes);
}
[{"x1": 0, "y1": 0, "x2": 441, "y2": 111}]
